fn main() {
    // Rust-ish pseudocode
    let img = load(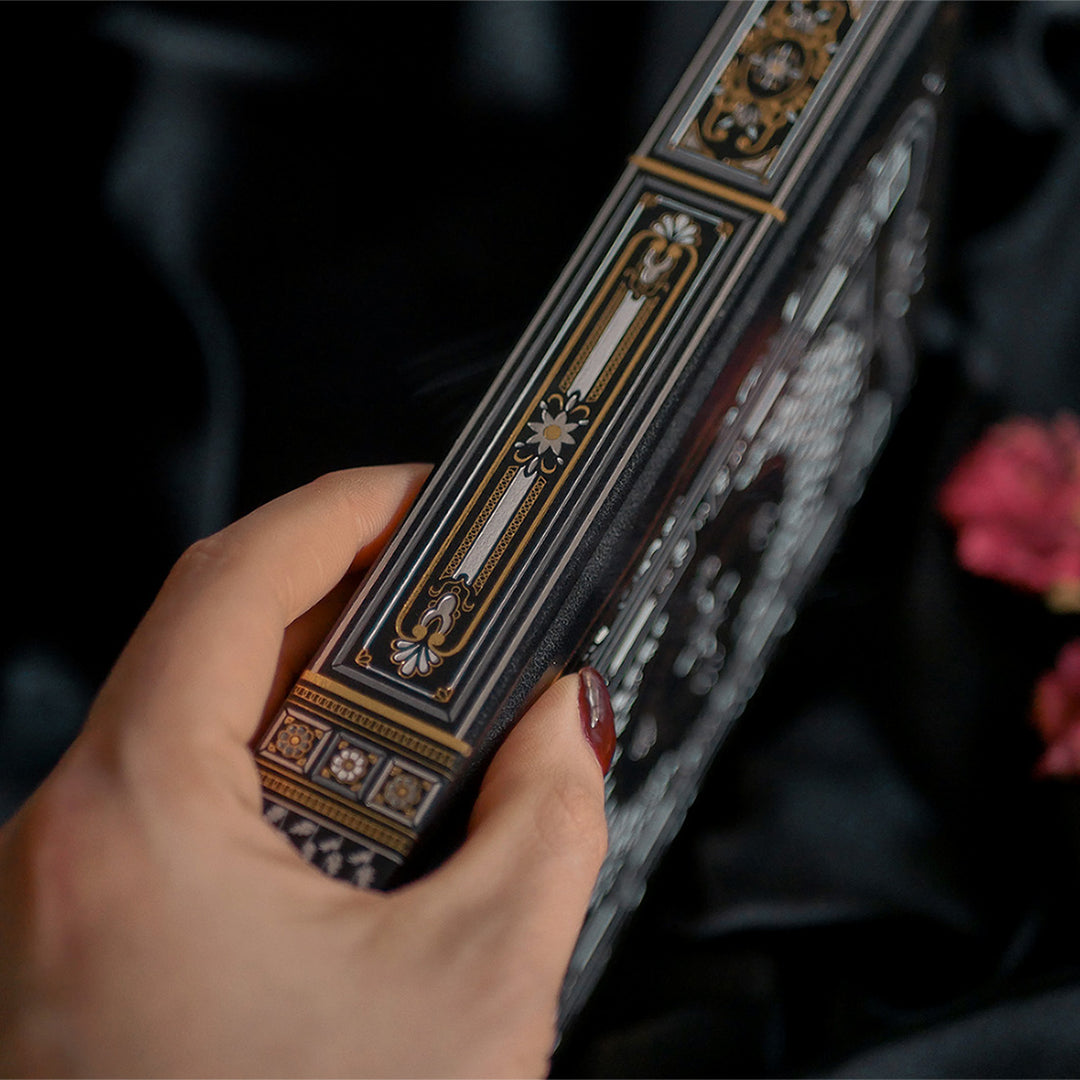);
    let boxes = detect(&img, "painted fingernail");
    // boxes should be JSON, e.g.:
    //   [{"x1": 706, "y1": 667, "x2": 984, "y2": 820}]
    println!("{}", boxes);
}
[{"x1": 578, "y1": 666, "x2": 616, "y2": 774}]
